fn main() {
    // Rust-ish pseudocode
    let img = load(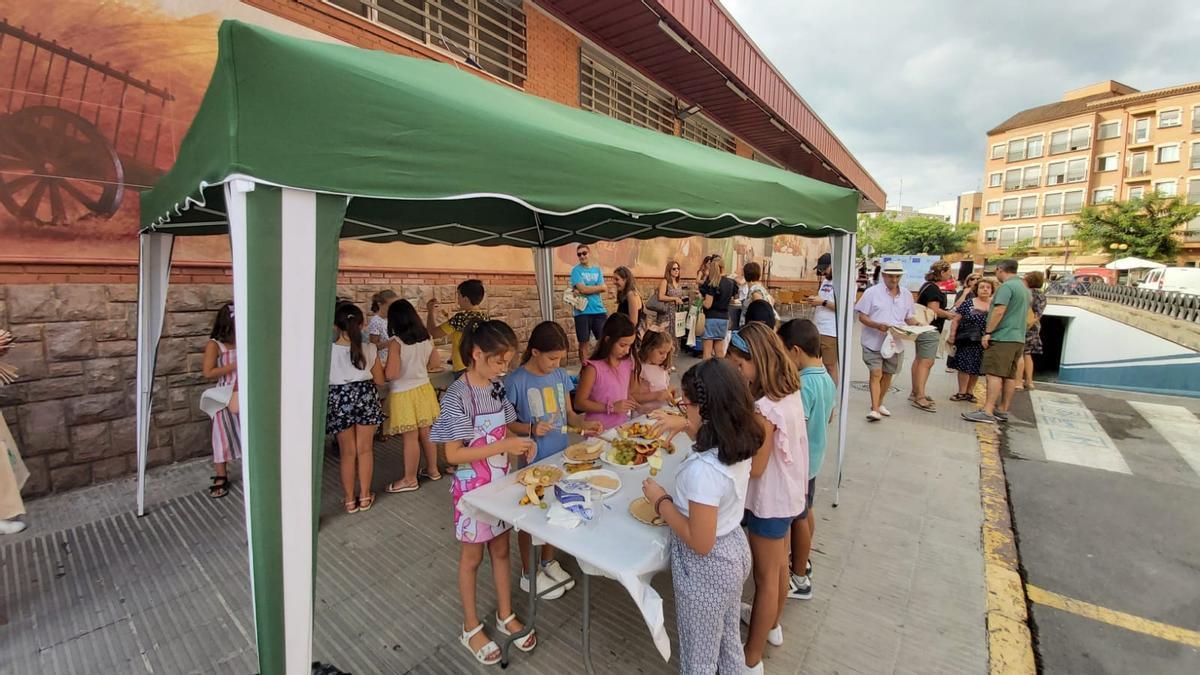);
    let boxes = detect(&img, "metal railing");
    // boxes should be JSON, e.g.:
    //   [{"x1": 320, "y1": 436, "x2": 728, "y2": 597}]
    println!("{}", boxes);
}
[{"x1": 1065, "y1": 283, "x2": 1200, "y2": 323}]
